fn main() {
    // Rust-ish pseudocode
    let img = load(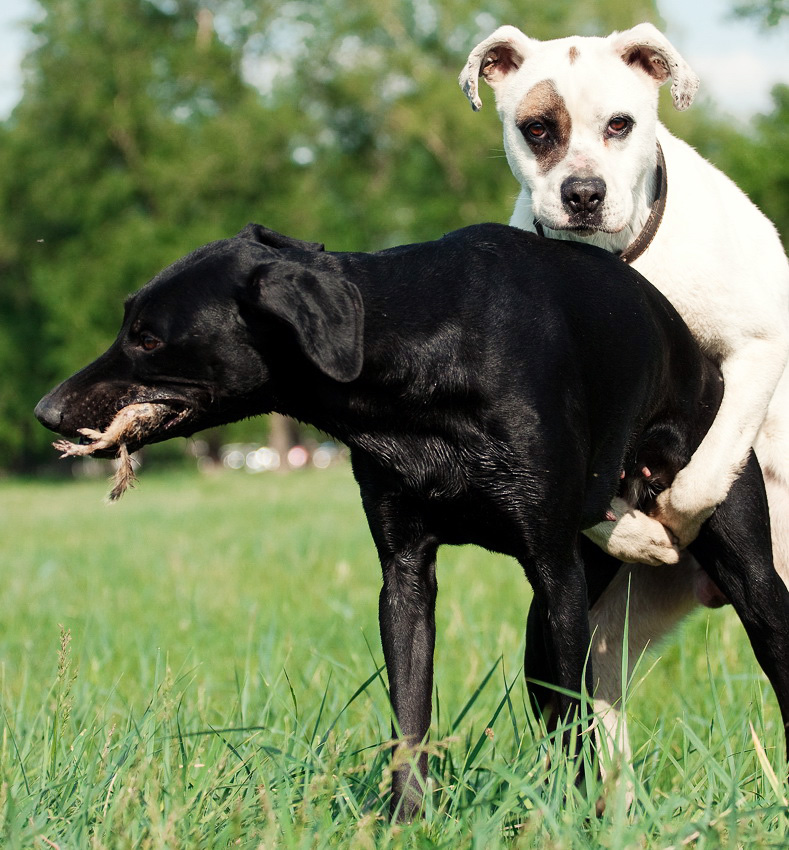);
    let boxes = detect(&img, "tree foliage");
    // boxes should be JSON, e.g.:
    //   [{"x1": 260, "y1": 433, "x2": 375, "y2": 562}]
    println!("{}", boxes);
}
[
  {"x1": 660, "y1": 83, "x2": 789, "y2": 251},
  {"x1": 1, "y1": 0, "x2": 786, "y2": 470},
  {"x1": 719, "y1": 84, "x2": 789, "y2": 243},
  {"x1": 734, "y1": 0, "x2": 789, "y2": 27}
]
